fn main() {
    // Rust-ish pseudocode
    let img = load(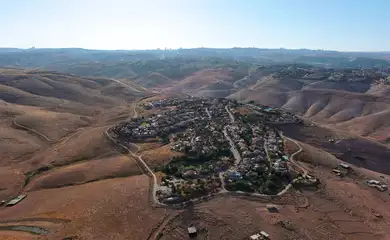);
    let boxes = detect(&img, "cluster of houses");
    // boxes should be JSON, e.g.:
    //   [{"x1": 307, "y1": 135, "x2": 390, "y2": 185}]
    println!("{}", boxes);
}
[
  {"x1": 247, "y1": 104, "x2": 301, "y2": 124},
  {"x1": 265, "y1": 129, "x2": 289, "y2": 174},
  {"x1": 327, "y1": 68, "x2": 382, "y2": 83},
  {"x1": 171, "y1": 122, "x2": 230, "y2": 156},
  {"x1": 157, "y1": 173, "x2": 223, "y2": 203},
  {"x1": 141, "y1": 98, "x2": 183, "y2": 109},
  {"x1": 111, "y1": 98, "x2": 213, "y2": 141},
  {"x1": 225, "y1": 123, "x2": 267, "y2": 167},
  {"x1": 110, "y1": 96, "x2": 305, "y2": 202},
  {"x1": 220, "y1": 109, "x2": 291, "y2": 193}
]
